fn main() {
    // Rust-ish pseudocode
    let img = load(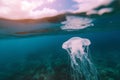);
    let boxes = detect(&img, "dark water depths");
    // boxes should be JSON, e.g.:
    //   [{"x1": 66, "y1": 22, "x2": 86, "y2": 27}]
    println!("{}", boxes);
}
[{"x1": 0, "y1": 11, "x2": 120, "y2": 80}]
